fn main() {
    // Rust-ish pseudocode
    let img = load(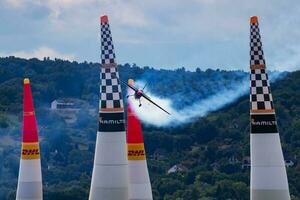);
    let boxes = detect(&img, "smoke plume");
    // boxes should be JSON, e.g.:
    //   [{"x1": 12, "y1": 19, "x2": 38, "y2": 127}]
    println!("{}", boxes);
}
[{"x1": 129, "y1": 71, "x2": 286, "y2": 127}]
